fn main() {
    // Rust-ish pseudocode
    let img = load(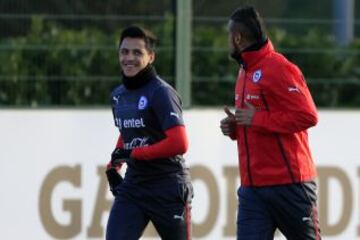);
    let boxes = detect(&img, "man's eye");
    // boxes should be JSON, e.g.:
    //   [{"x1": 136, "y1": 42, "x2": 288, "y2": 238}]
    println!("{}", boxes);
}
[
  {"x1": 120, "y1": 49, "x2": 128, "y2": 55},
  {"x1": 134, "y1": 51, "x2": 143, "y2": 56}
]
